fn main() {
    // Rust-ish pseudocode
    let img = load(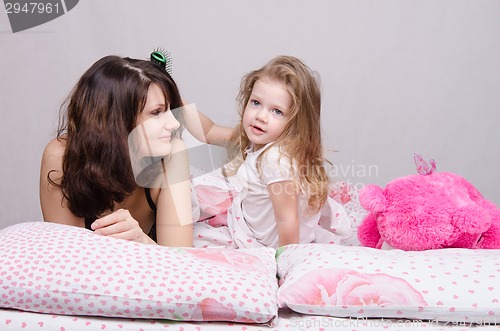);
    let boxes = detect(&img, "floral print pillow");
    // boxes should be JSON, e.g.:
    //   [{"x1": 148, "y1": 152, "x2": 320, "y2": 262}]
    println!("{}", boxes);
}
[
  {"x1": 191, "y1": 167, "x2": 241, "y2": 225},
  {"x1": 277, "y1": 244, "x2": 499, "y2": 324},
  {"x1": 0, "y1": 222, "x2": 278, "y2": 324}
]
